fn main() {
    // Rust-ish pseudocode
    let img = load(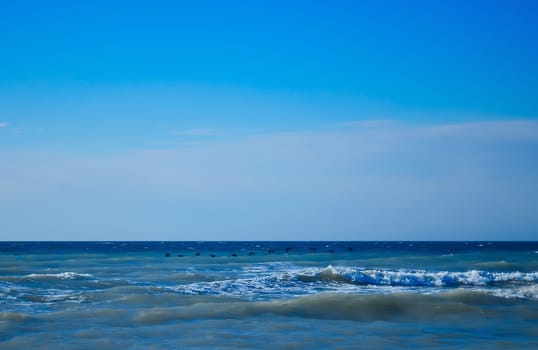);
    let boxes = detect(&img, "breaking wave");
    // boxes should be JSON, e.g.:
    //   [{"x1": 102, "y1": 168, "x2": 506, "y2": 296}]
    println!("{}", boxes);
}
[
  {"x1": 2, "y1": 266, "x2": 536, "y2": 313},
  {"x1": 169, "y1": 265, "x2": 538, "y2": 301},
  {"x1": 296, "y1": 265, "x2": 538, "y2": 287}
]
